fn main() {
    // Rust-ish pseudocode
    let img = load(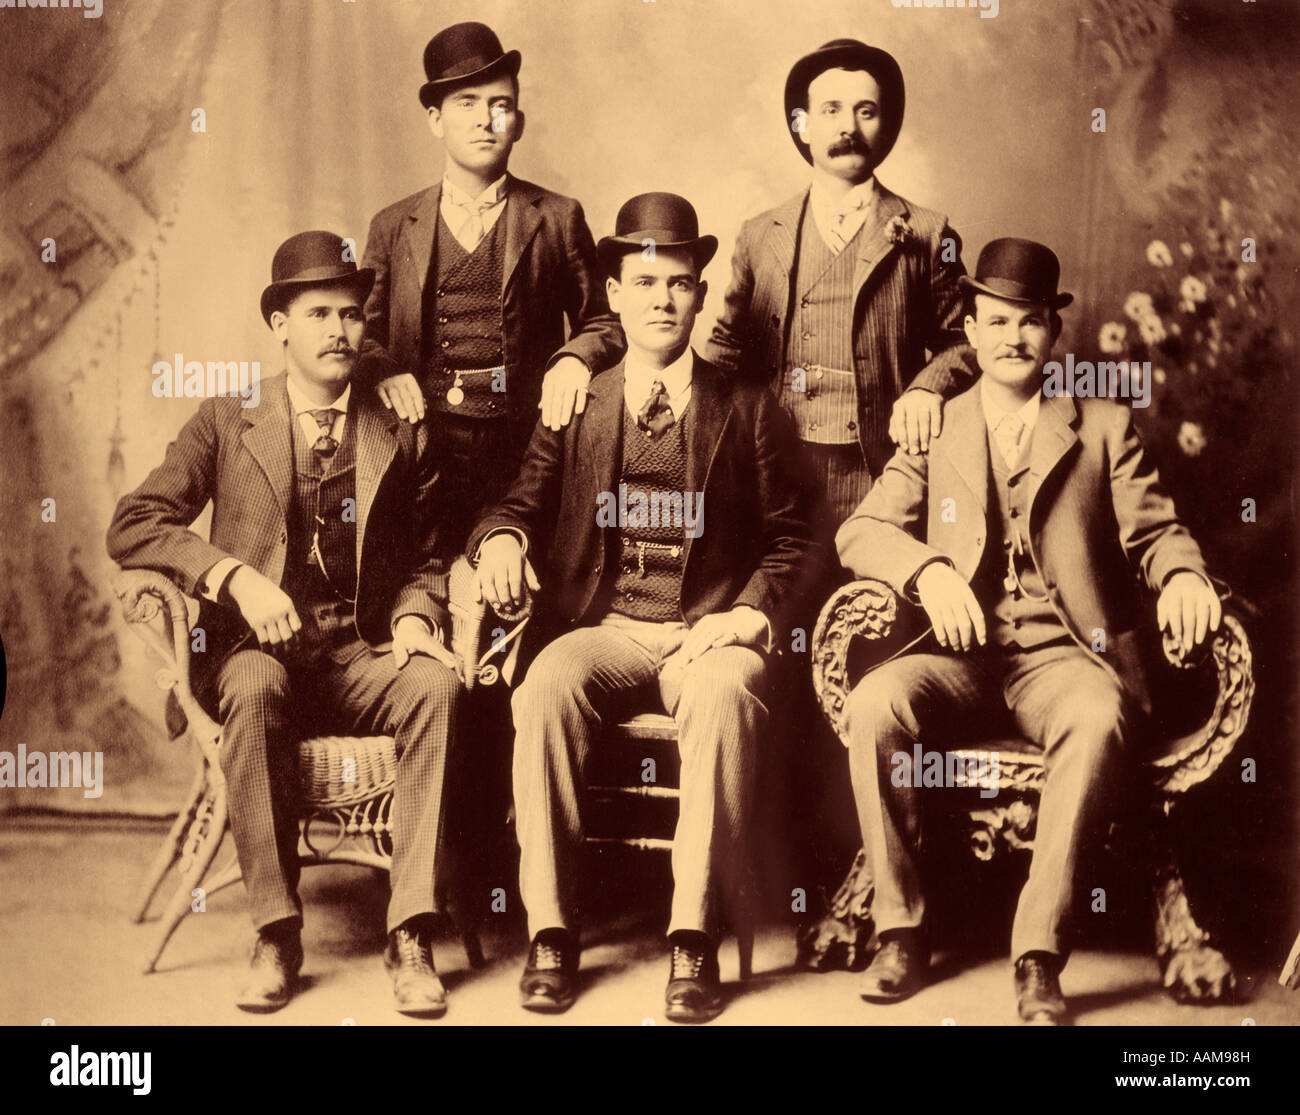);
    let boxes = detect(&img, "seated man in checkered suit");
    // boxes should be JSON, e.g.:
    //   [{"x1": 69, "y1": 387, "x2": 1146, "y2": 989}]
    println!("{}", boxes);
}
[{"x1": 108, "y1": 231, "x2": 463, "y2": 1017}]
